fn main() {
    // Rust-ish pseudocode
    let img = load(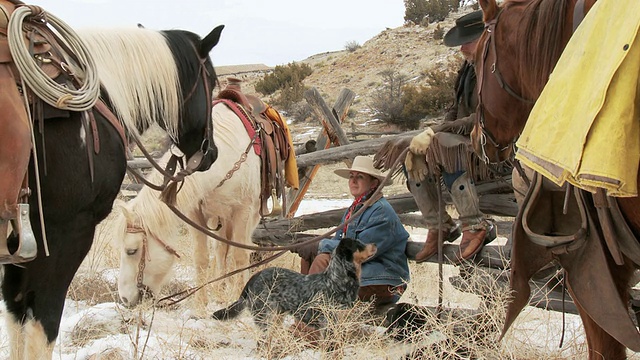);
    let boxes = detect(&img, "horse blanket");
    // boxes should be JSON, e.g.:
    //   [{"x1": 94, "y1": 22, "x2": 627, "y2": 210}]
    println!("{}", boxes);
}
[{"x1": 516, "y1": 0, "x2": 640, "y2": 197}]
